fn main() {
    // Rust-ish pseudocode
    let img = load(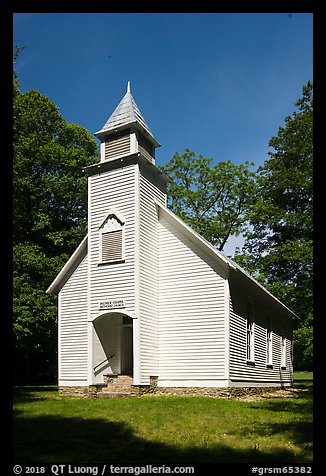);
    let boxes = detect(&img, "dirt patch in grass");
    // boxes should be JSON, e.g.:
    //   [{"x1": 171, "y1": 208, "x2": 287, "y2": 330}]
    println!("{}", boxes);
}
[{"x1": 233, "y1": 387, "x2": 309, "y2": 402}]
